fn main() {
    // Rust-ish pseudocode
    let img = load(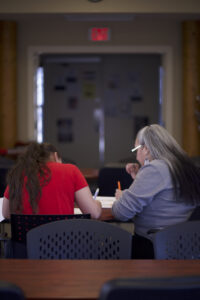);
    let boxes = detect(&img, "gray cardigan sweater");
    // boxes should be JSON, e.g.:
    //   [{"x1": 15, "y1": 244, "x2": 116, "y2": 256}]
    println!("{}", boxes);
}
[{"x1": 112, "y1": 159, "x2": 195, "y2": 240}]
